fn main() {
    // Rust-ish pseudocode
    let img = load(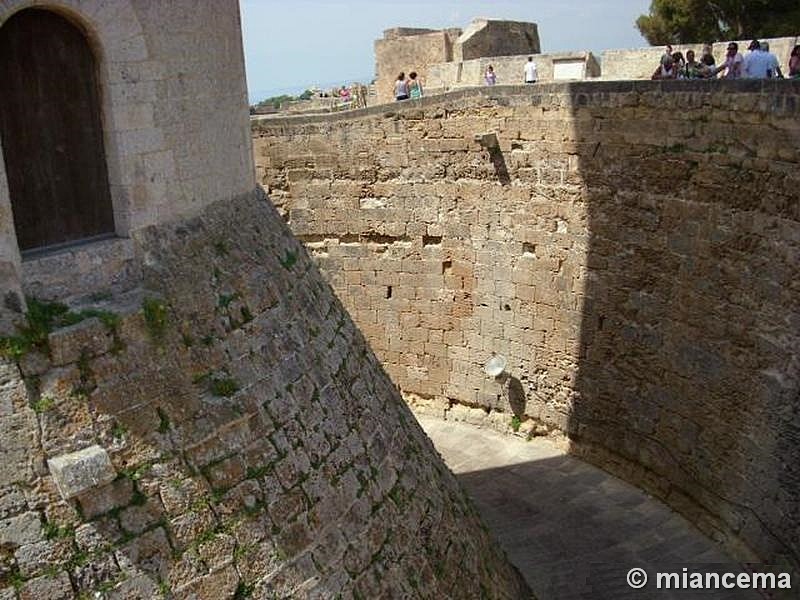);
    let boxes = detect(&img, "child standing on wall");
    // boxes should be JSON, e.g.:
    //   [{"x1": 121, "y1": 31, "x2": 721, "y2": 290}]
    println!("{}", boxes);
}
[
  {"x1": 408, "y1": 71, "x2": 423, "y2": 99},
  {"x1": 395, "y1": 72, "x2": 409, "y2": 101},
  {"x1": 485, "y1": 65, "x2": 497, "y2": 85}
]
